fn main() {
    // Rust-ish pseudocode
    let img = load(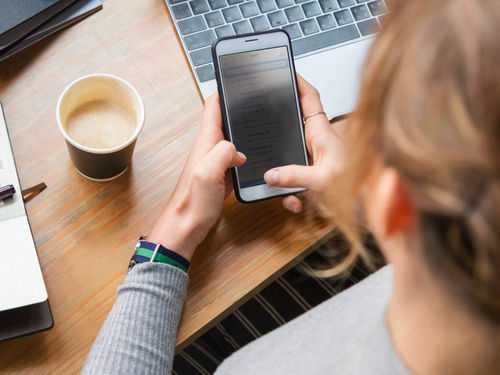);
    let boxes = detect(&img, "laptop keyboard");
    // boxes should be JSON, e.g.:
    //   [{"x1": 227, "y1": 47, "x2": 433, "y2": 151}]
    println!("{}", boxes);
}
[{"x1": 167, "y1": 0, "x2": 387, "y2": 83}]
